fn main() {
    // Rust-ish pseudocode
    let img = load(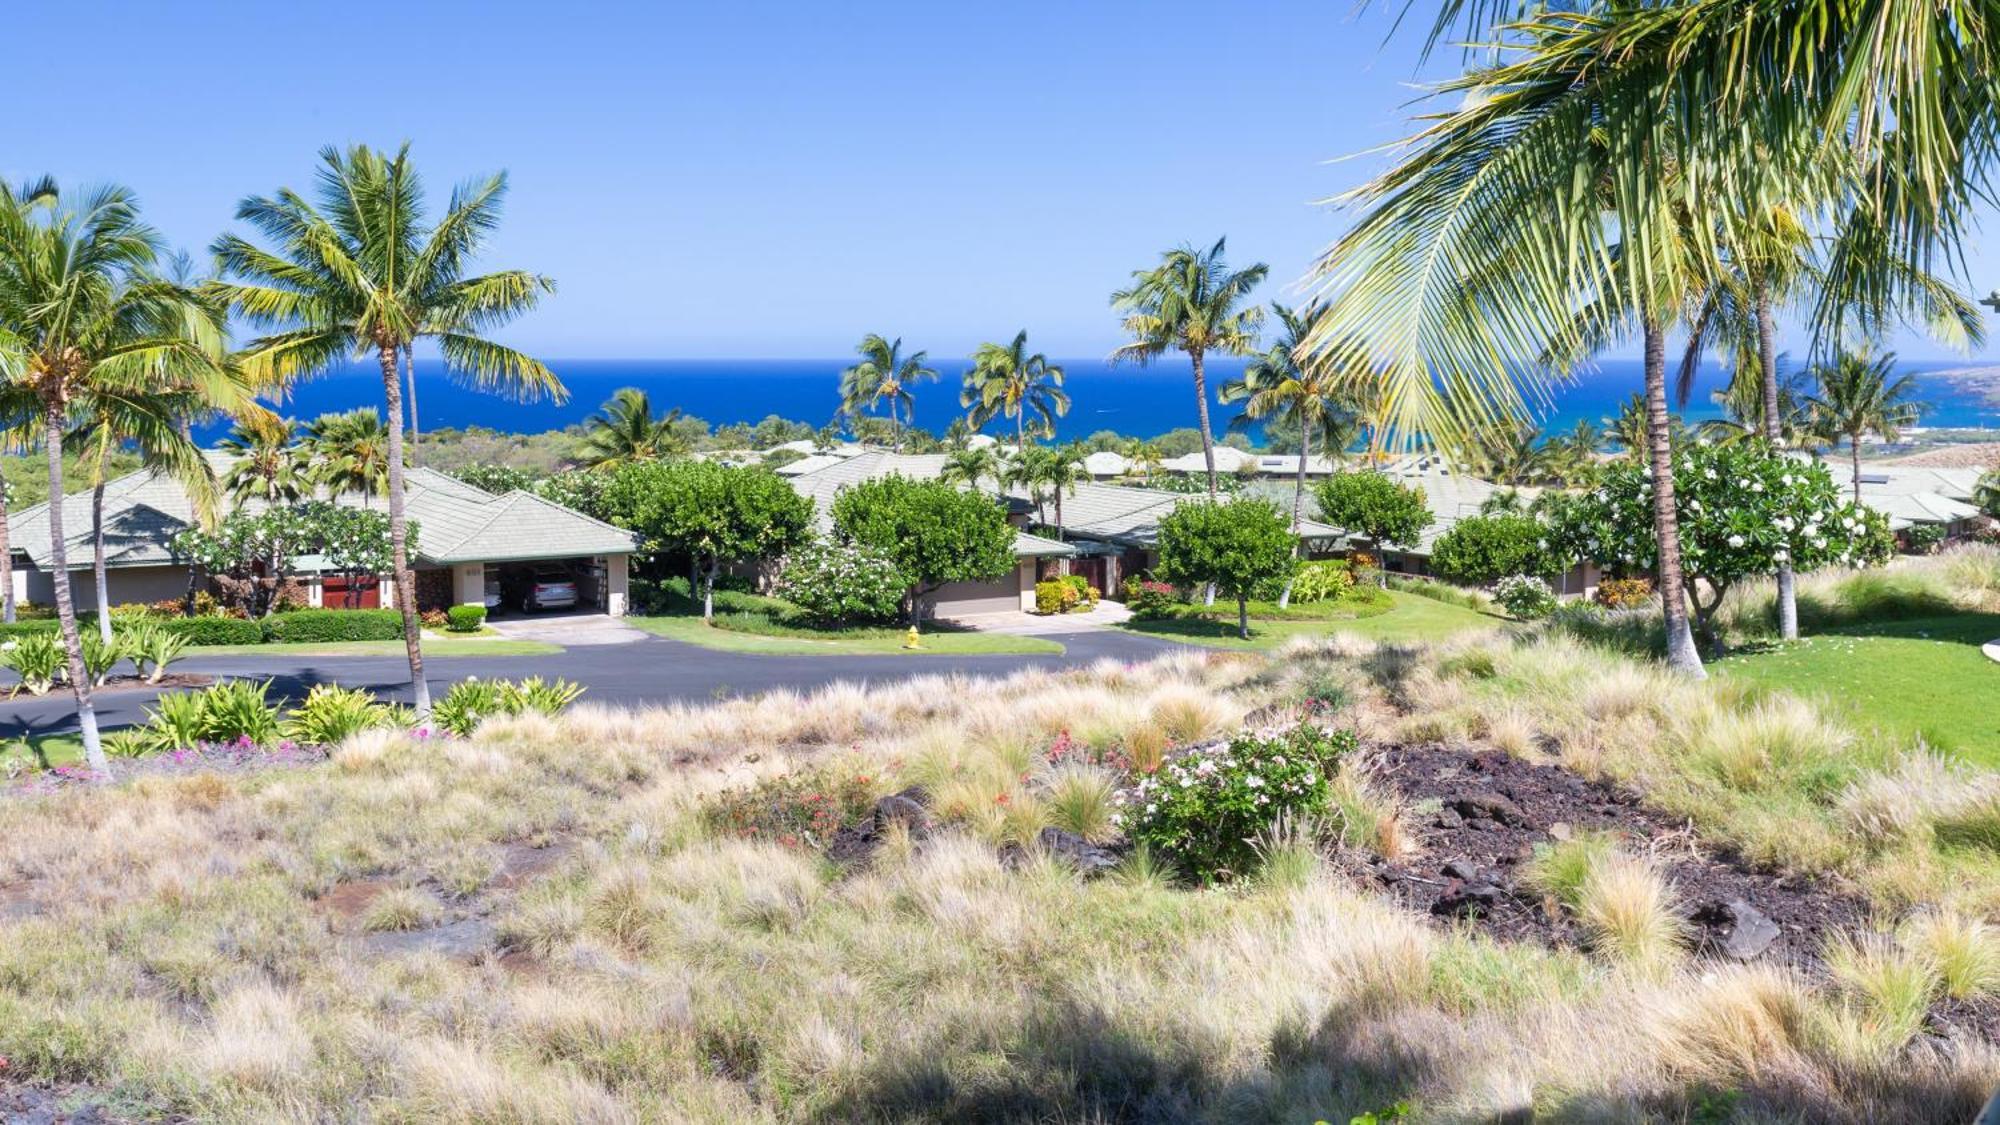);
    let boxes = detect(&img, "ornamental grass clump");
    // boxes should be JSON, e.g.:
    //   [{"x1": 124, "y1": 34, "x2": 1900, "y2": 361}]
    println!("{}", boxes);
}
[{"x1": 1118, "y1": 723, "x2": 1355, "y2": 883}]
